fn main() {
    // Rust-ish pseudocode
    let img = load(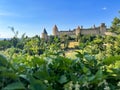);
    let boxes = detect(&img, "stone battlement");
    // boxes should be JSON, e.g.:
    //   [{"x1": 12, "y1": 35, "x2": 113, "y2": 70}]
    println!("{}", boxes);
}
[{"x1": 41, "y1": 23, "x2": 108, "y2": 40}]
